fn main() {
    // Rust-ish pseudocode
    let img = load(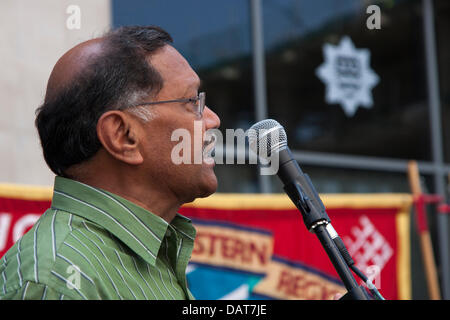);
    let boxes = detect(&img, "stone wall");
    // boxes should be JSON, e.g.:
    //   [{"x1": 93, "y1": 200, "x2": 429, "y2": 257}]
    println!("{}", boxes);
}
[{"x1": 0, "y1": 0, "x2": 111, "y2": 185}]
